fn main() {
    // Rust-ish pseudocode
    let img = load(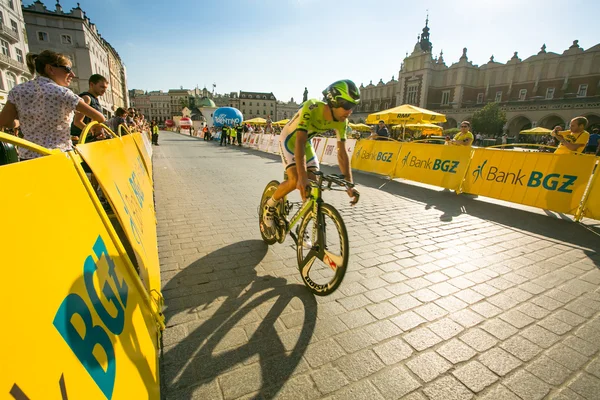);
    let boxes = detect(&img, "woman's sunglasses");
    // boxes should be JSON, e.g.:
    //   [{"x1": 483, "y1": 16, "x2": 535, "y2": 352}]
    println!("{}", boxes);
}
[{"x1": 53, "y1": 64, "x2": 73, "y2": 74}]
